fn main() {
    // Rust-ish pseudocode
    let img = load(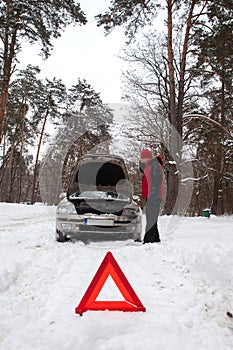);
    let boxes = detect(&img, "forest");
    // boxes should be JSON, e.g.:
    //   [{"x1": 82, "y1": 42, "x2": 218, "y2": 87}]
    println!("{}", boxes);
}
[{"x1": 0, "y1": 0, "x2": 232, "y2": 216}]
